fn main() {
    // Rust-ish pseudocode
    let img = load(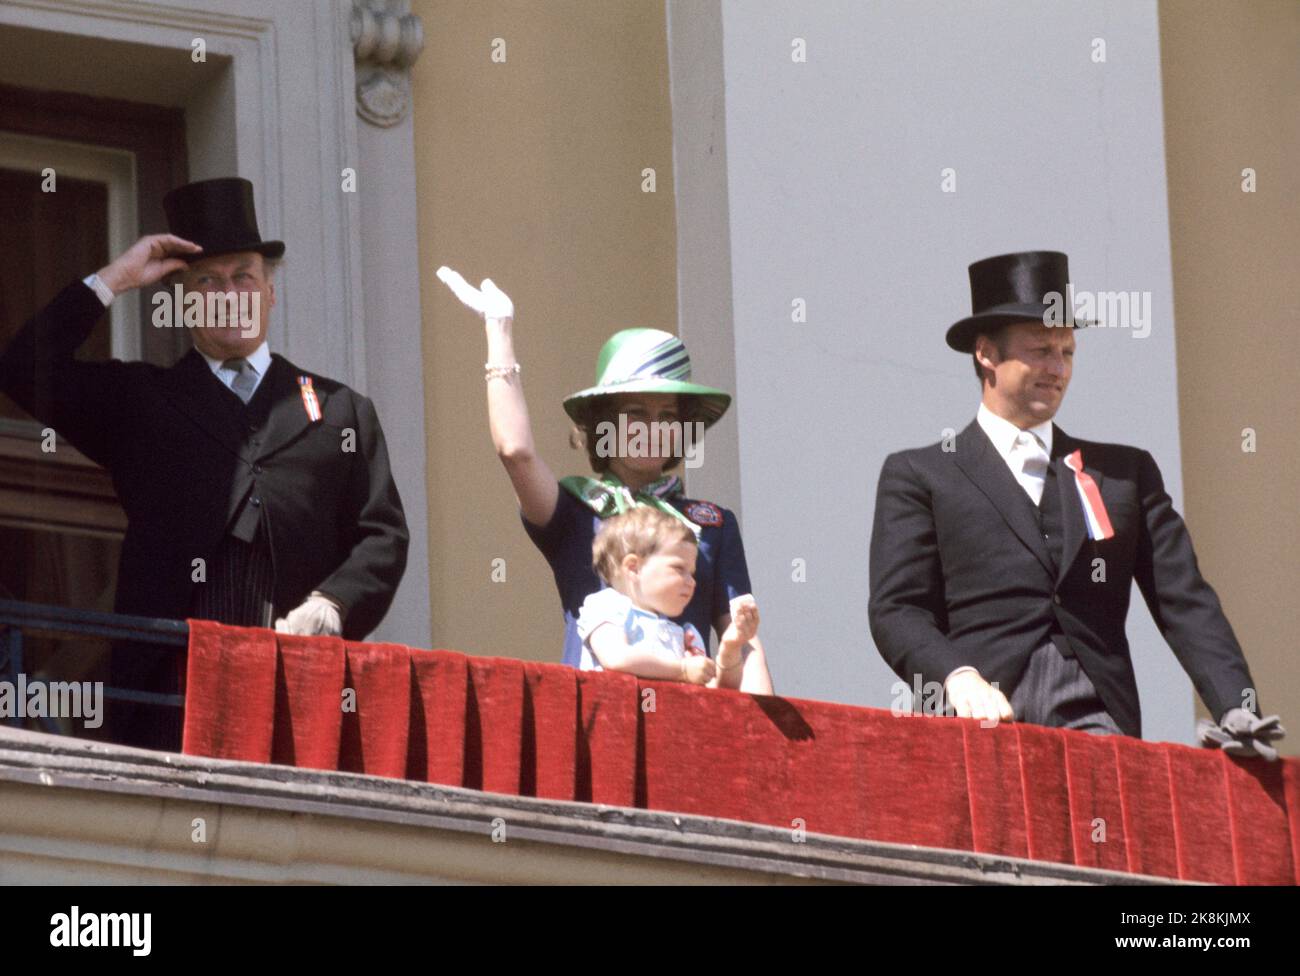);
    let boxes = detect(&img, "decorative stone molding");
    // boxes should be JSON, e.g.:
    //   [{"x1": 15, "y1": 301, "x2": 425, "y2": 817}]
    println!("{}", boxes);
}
[
  {"x1": 0, "y1": 727, "x2": 1156, "y2": 884},
  {"x1": 351, "y1": 0, "x2": 425, "y2": 128}
]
